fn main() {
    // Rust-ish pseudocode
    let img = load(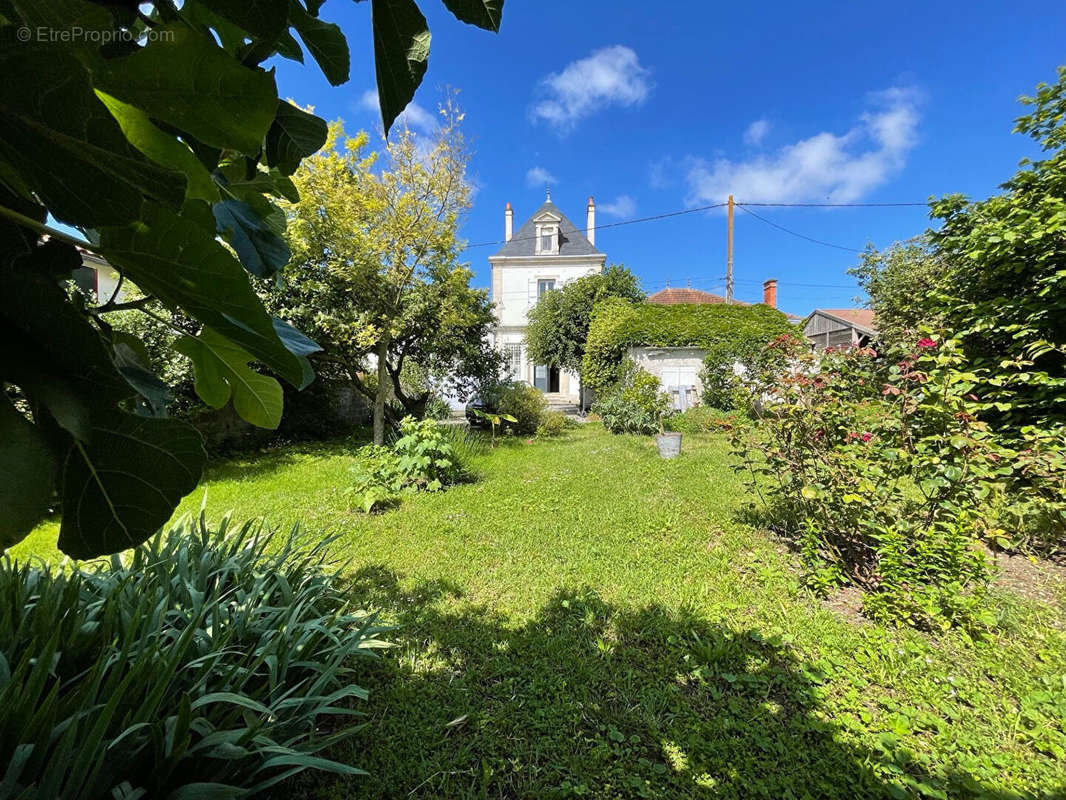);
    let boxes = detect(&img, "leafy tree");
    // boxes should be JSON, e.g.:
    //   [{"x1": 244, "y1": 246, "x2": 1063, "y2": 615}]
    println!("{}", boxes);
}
[
  {"x1": 271, "y1": 102, "x2": 500, "y2": 445},
  {"x1": 926, "y1": 67, "x2": 1066, "y2": 434},
  {"x1": 848, "y1": 238, "x2": 947, "y2": 348},
  {"x1": 0, "y1": 1, "x2": 504, "y2": 556},
  {"x1": 524, "y1": 264, "x2": 644, "y2": 380}
]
